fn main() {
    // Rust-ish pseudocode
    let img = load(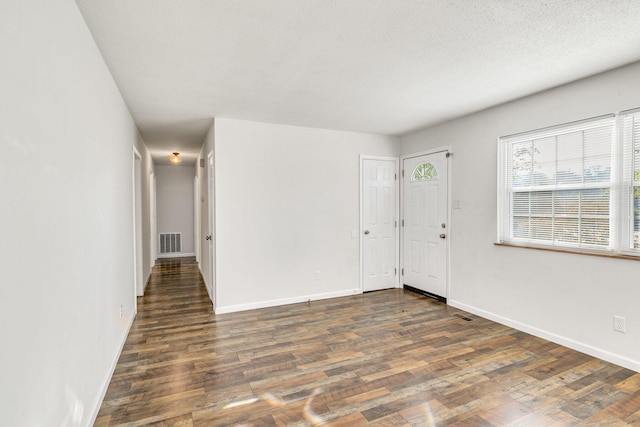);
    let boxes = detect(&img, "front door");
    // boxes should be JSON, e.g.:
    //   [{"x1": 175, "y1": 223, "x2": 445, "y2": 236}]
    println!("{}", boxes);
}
[
  {"x1": 403, "y1": 151, "x2": 448, "y2": 299},
  {"x1": 362, "y1": 157, "x2": 398, "y2": 292}
]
